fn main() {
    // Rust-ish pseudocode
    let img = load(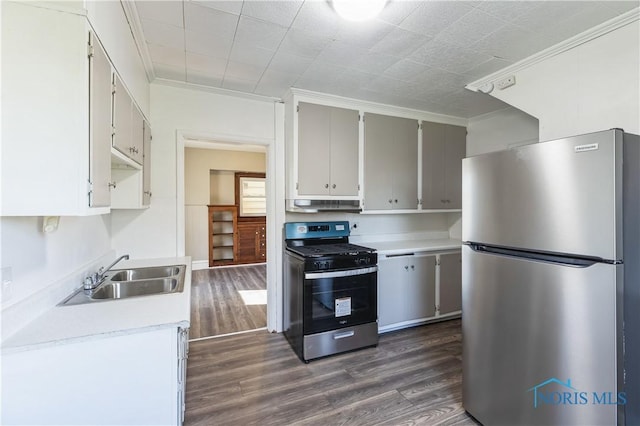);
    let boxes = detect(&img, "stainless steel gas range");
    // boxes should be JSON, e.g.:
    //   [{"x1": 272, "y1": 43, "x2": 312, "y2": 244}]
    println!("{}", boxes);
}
[{"x1": 283, "y1": 221, "x2": 379, "y2": 362}]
